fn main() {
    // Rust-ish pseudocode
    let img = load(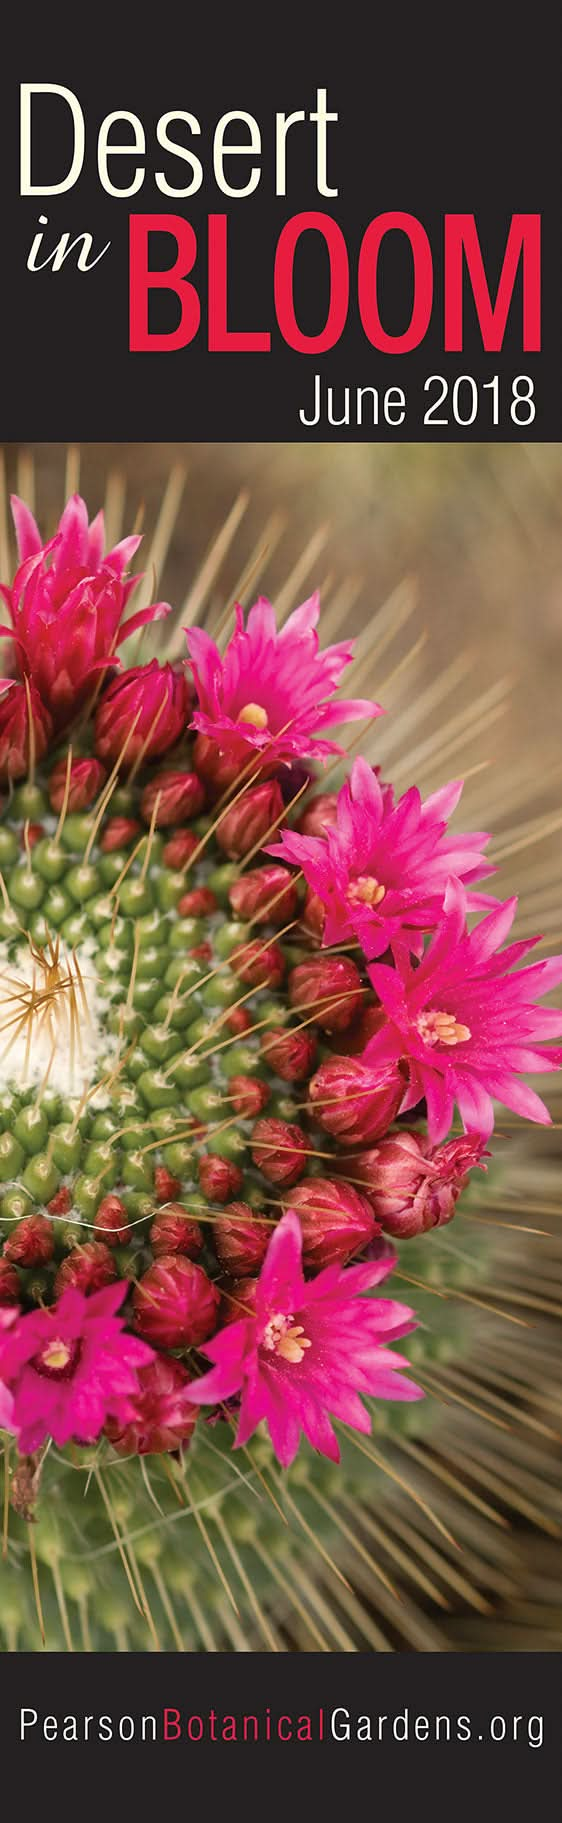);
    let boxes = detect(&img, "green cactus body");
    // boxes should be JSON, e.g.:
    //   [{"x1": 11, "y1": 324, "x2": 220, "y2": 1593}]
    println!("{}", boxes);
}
[{"x1": 0, "y1": 749, "x2": 501, "y2": 1651}]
